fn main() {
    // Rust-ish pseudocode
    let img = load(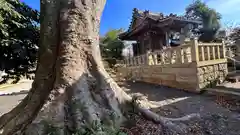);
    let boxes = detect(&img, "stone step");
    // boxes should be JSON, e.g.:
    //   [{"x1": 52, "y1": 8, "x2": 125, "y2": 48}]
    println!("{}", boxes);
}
[{"x1": 226, "y1": 72, "x2": 240, "y2": 83}]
